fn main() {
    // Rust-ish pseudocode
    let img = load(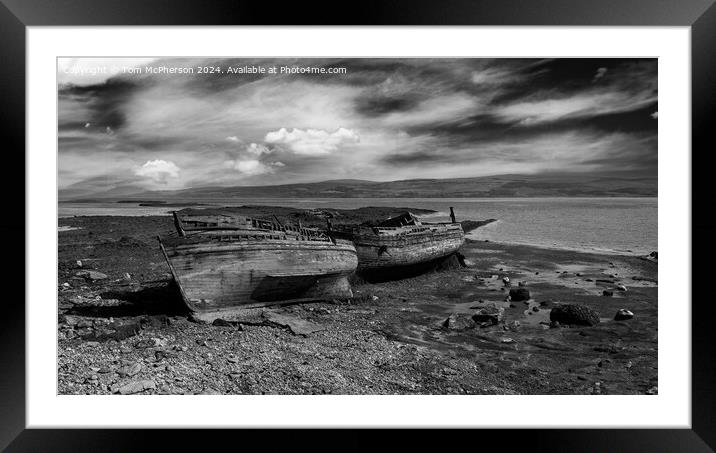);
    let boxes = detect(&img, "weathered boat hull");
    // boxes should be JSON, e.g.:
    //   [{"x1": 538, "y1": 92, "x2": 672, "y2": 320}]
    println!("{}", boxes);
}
[
  {"x1": 336, "y1": 224, "x2": 465, "y2": 273},
  {"x1": 350, "y1": 228, "x2": 465, "y2": 271},
  {"x1": 159, "y1": 236, "x2": 358, "y2": 318}
]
